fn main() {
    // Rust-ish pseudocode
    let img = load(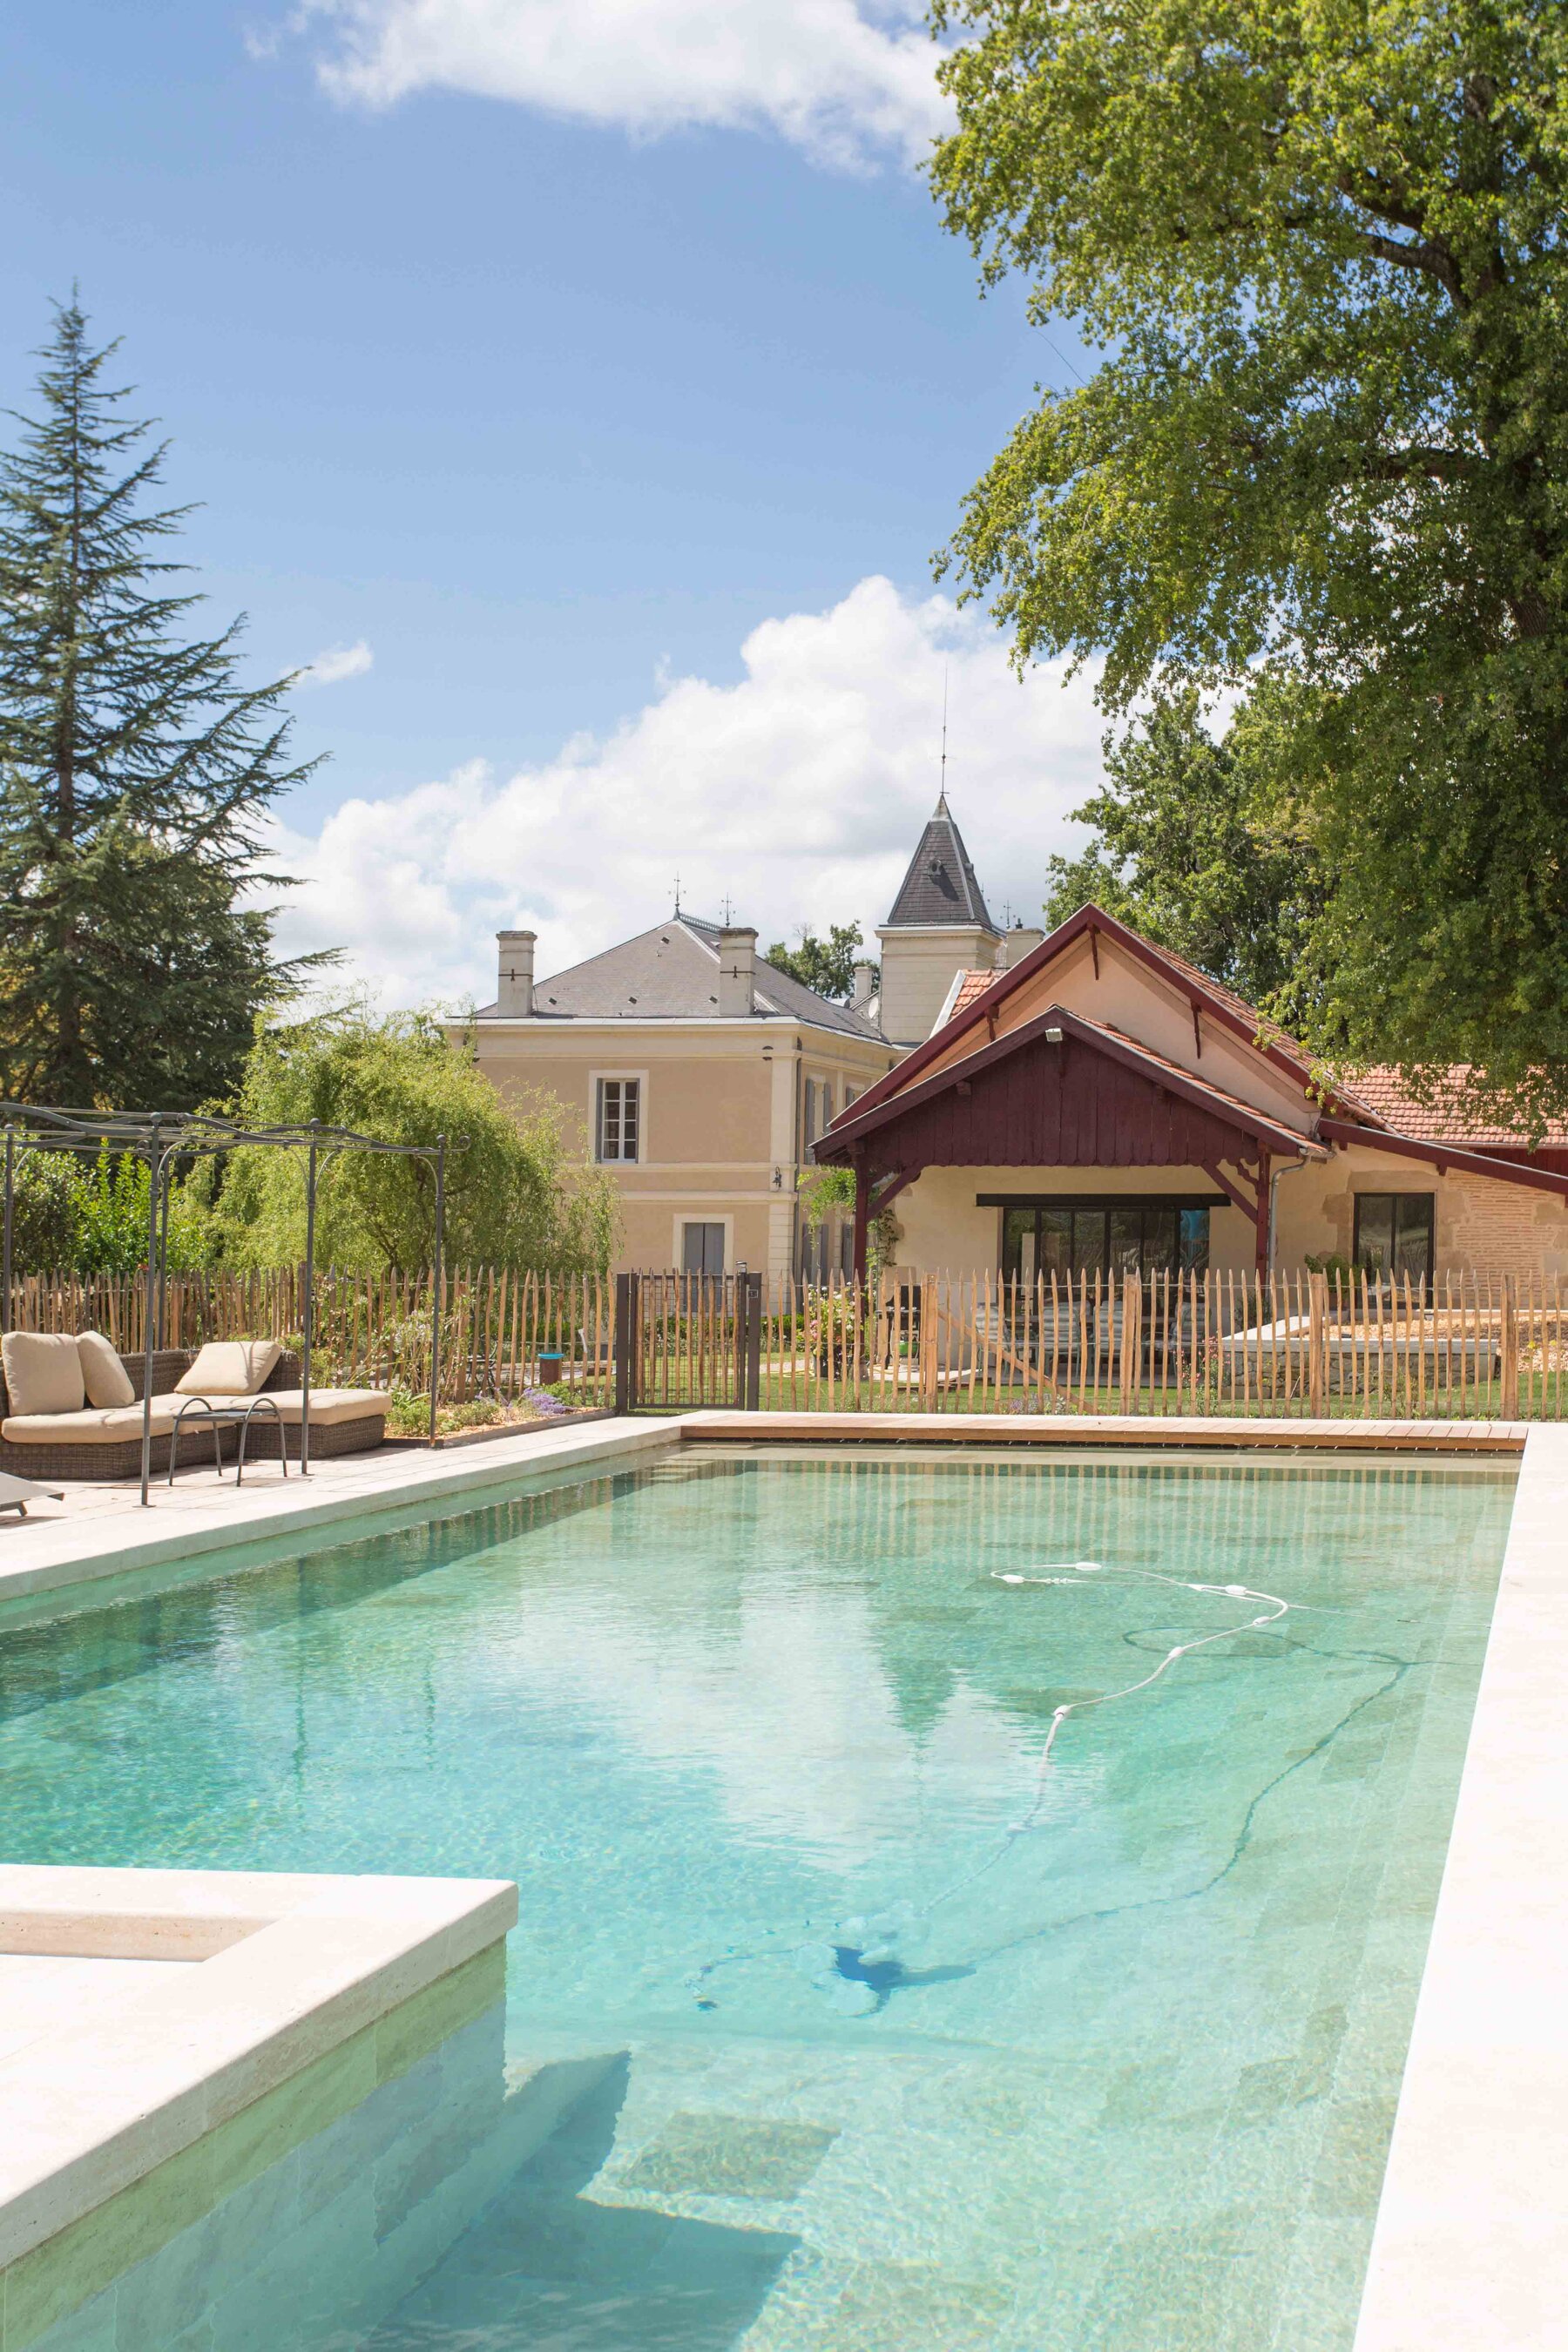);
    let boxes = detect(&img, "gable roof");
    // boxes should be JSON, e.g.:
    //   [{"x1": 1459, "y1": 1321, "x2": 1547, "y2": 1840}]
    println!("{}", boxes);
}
[
  {"x1": 817, "y1": 999, "x2": 1328, "y2": 1167},
  {"x1": 935, "y1": 987, "x2": 1568, "y2": 1153},
  {"x1": 474, "y1": 916, "x2": 884, "y2": 1039},
  {"x1": 843, "y1": 902, "x2": 1353, "y2": 1139},
  {"x1": 882, "y1": 794, "x2": 998, "y2": 932}
]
